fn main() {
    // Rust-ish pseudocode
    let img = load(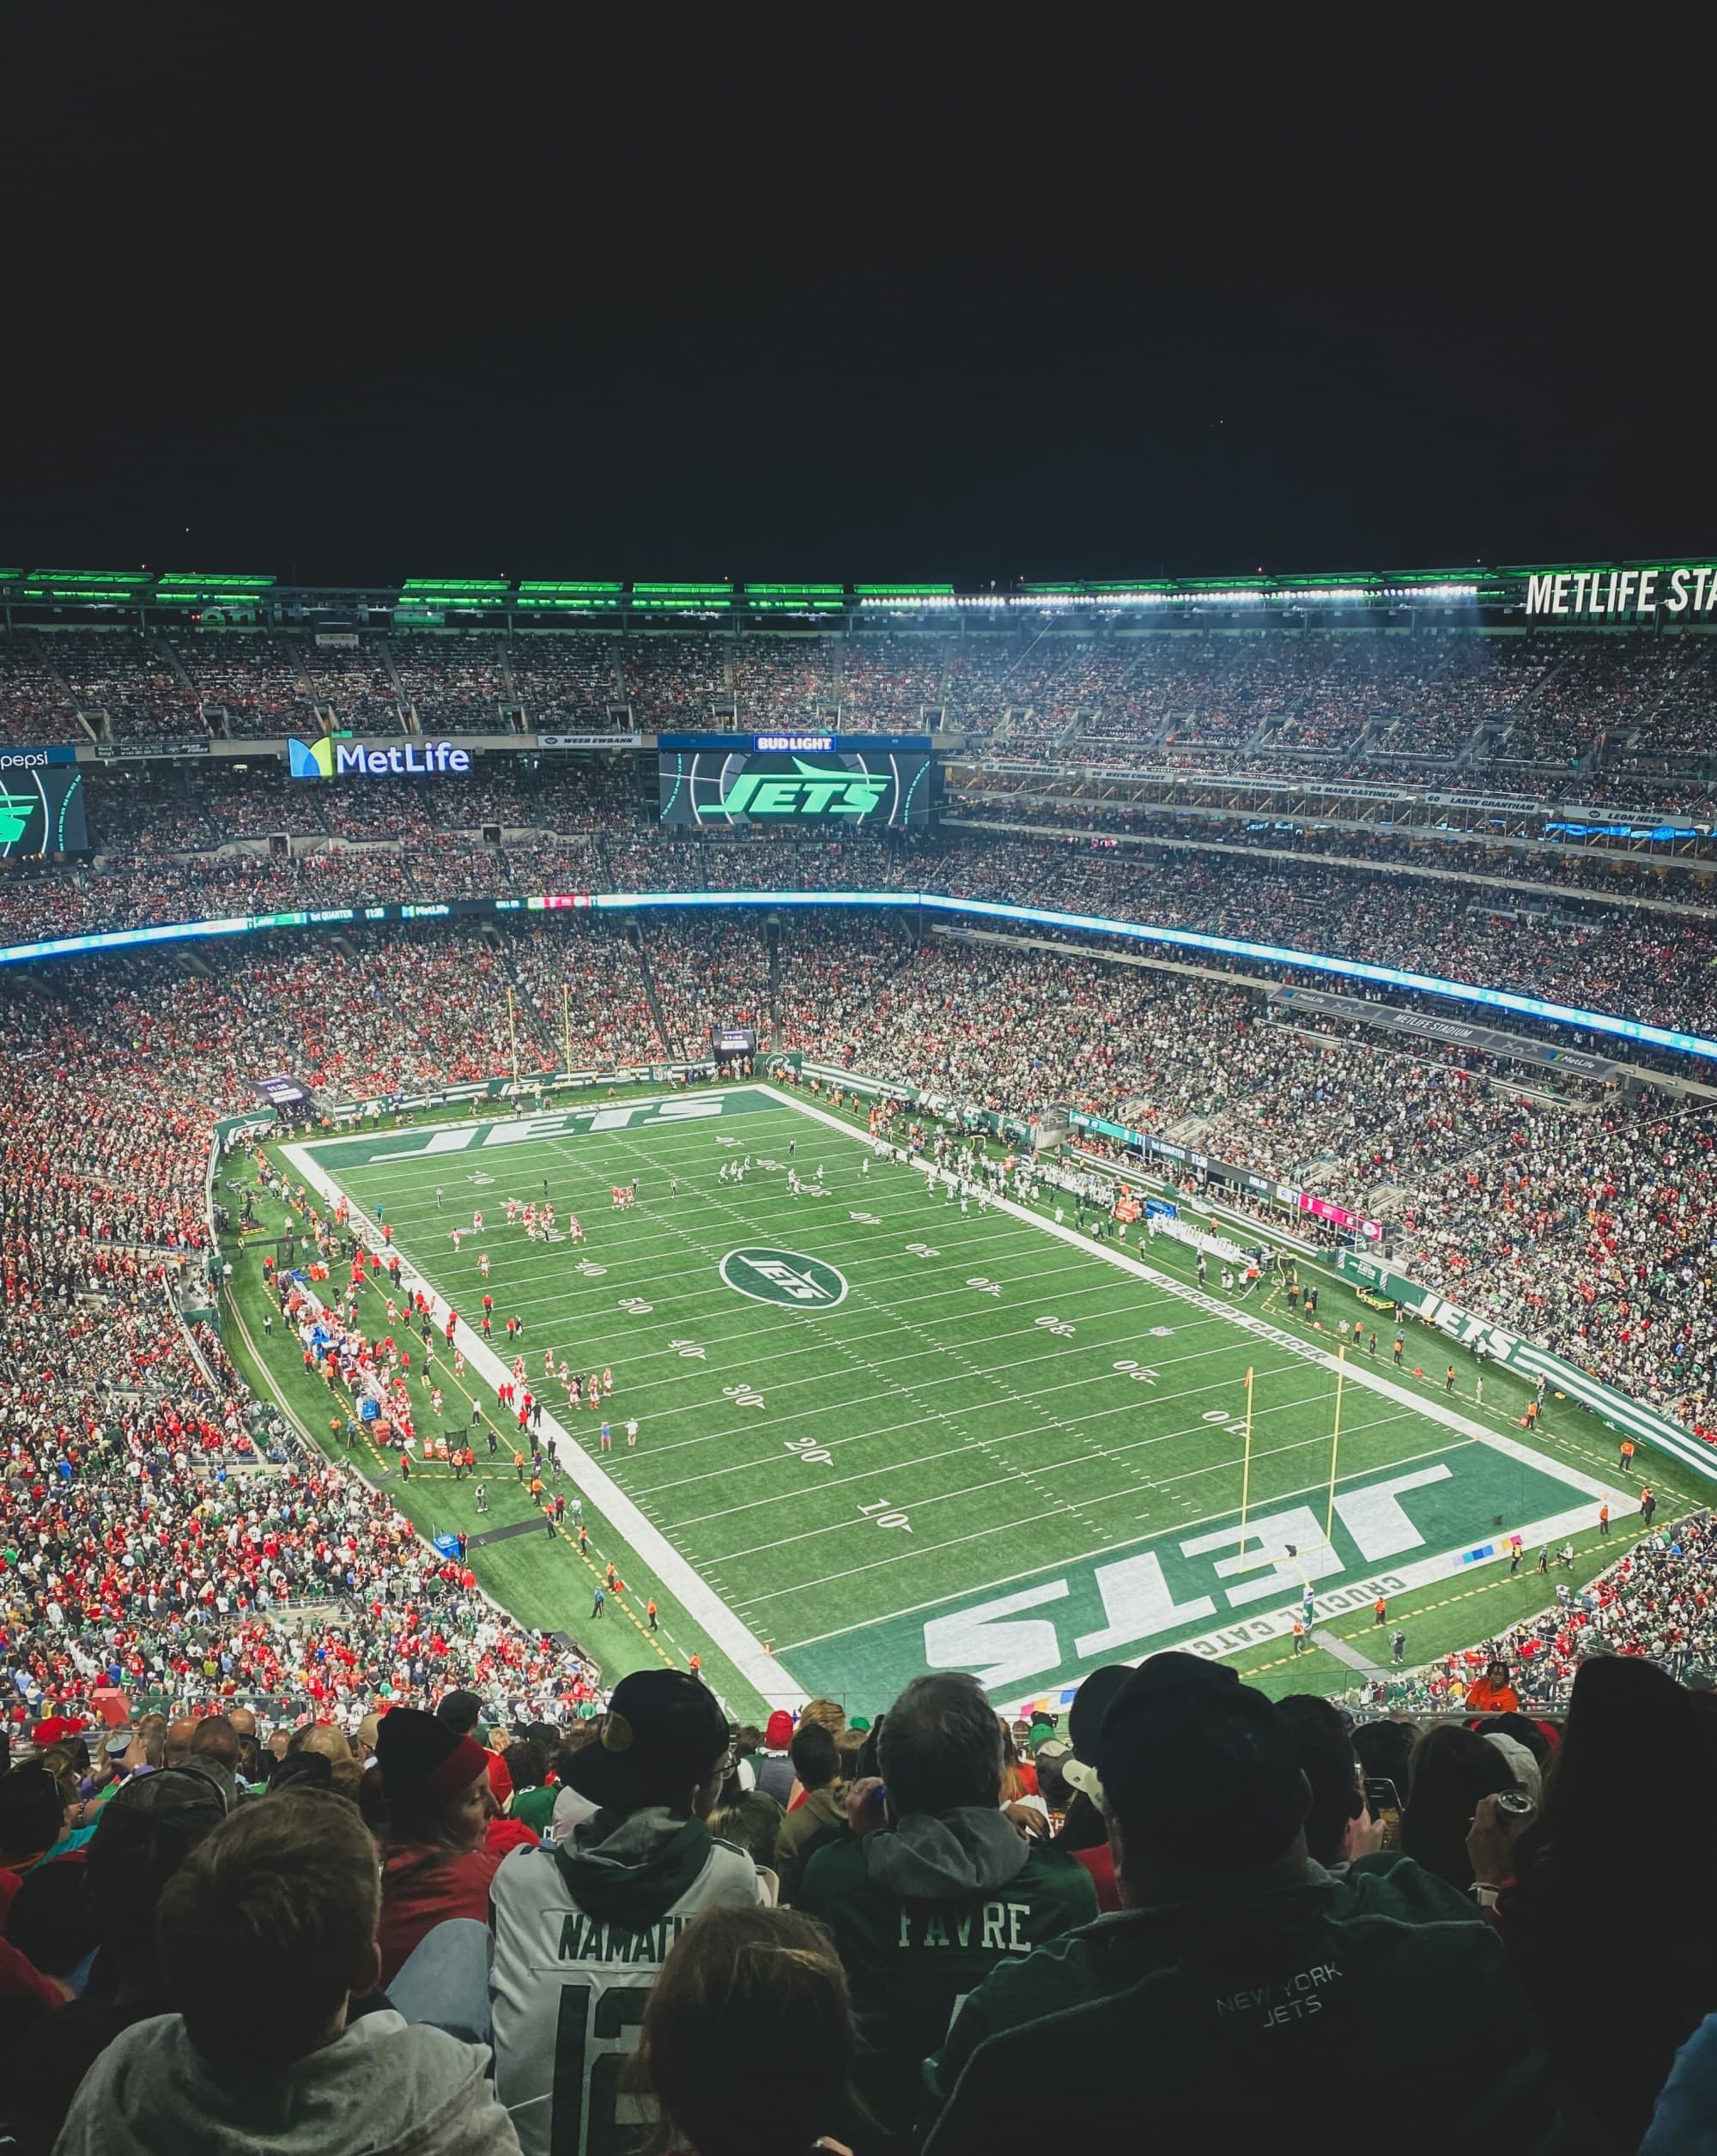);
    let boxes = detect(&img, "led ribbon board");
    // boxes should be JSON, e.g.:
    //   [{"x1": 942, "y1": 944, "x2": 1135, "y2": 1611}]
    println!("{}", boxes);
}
[{"x1": 0, "y1": 887, "x2": 1711, "y2": 1066}]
